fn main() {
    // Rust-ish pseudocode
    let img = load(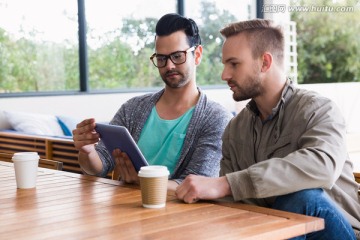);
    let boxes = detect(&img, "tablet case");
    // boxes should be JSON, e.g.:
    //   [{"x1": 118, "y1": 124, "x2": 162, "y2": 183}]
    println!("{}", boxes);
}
[{"x1": 95, "y1": 123, "x2": 149, "y2": 172}]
